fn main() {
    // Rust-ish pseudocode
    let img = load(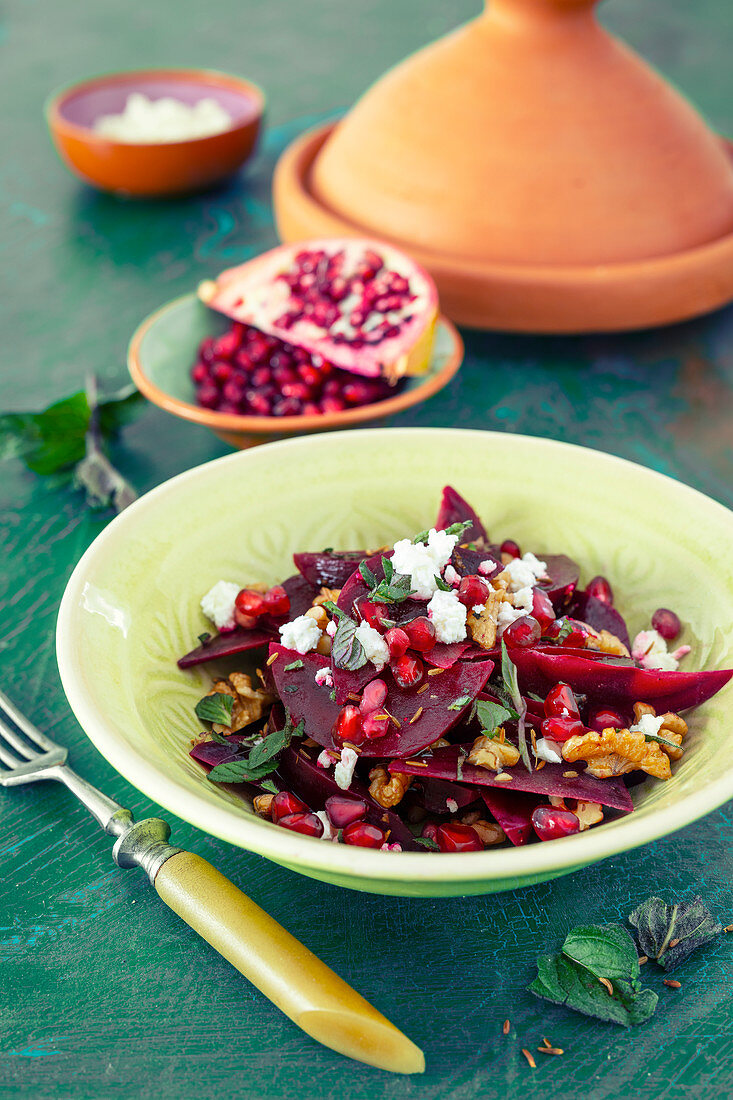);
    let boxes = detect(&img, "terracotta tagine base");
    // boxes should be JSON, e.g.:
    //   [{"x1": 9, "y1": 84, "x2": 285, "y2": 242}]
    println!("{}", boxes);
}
[{"x1": 273, "y1": 0, "x2": 733, "y2": 332}]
